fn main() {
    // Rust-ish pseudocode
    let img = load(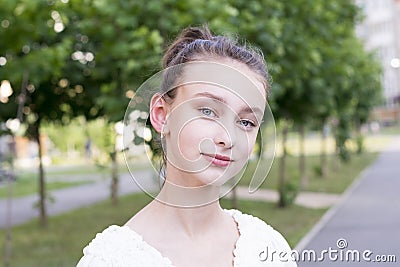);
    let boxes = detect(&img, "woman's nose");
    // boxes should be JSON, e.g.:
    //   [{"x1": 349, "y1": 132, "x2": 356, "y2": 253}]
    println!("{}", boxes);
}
[{"x1": 213, "y1": 126, "x2": 234, "y2": 149}]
